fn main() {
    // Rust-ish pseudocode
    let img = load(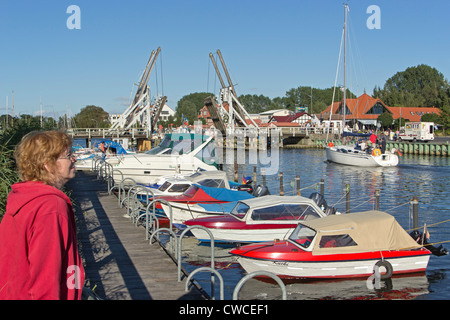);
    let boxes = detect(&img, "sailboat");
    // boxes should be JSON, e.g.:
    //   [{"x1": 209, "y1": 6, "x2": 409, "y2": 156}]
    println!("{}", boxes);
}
[{"x1": 325, "y1": 4, "x2": 398, "y2": 167}]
